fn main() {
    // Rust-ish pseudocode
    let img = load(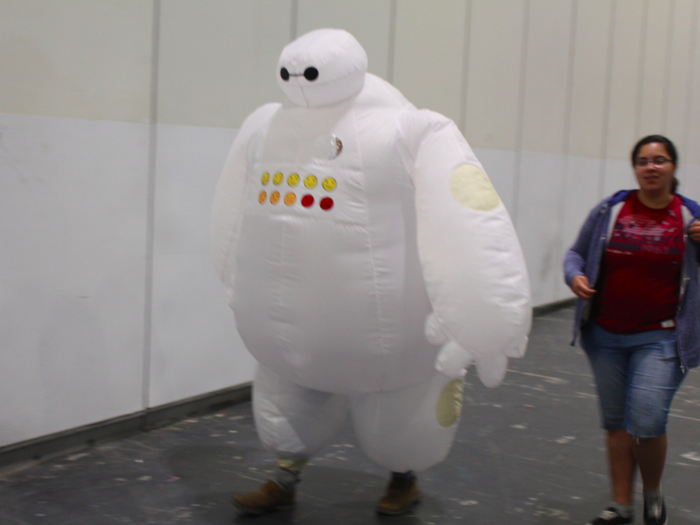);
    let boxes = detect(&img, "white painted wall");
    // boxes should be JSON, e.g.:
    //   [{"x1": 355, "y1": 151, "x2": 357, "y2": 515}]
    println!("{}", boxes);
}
[{"x1": 2, "y1": 0, "x2": 700, "y2": 448}]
